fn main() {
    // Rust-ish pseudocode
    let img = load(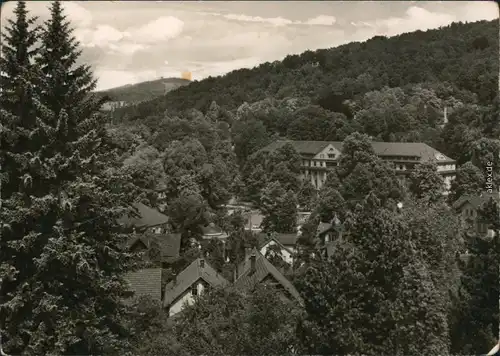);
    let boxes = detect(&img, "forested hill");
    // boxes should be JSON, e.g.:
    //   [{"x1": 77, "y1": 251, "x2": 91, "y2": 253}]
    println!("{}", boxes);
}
[
  {"x1": 115, "y1": 19, "x2": 497, "y2": 121},
  {"x1": 97, "y1": 77, "x2": 191, "y2": 103}
]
